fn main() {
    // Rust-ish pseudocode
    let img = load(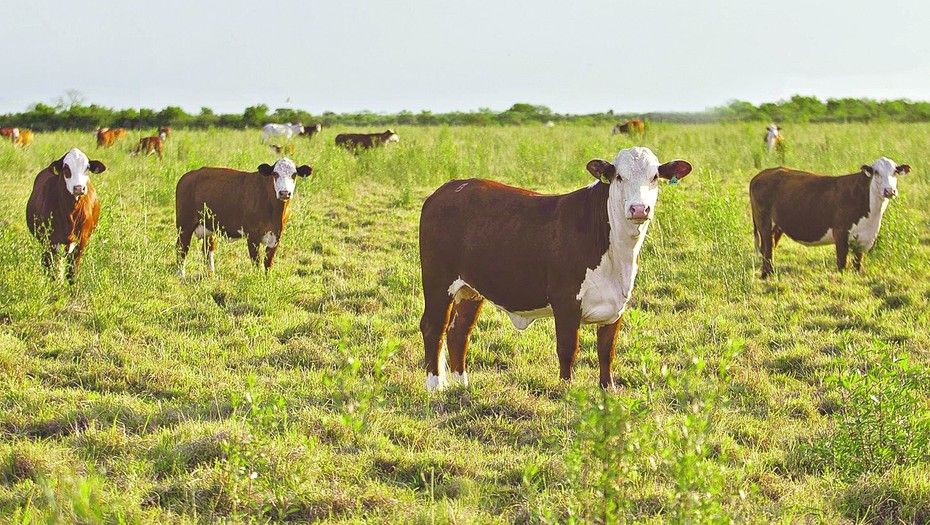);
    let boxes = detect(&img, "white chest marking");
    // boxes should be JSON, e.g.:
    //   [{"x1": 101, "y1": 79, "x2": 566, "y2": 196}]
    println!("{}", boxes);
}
[
  {"x1": 262, "y1": 232, "x2": 278, "y2": 248},
  {"x1": 66, "y1": 242, "x2": 77, "y2": 254},
  {"x1": 849, "y1": 196, "x2": 889, "y2": 251}
]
